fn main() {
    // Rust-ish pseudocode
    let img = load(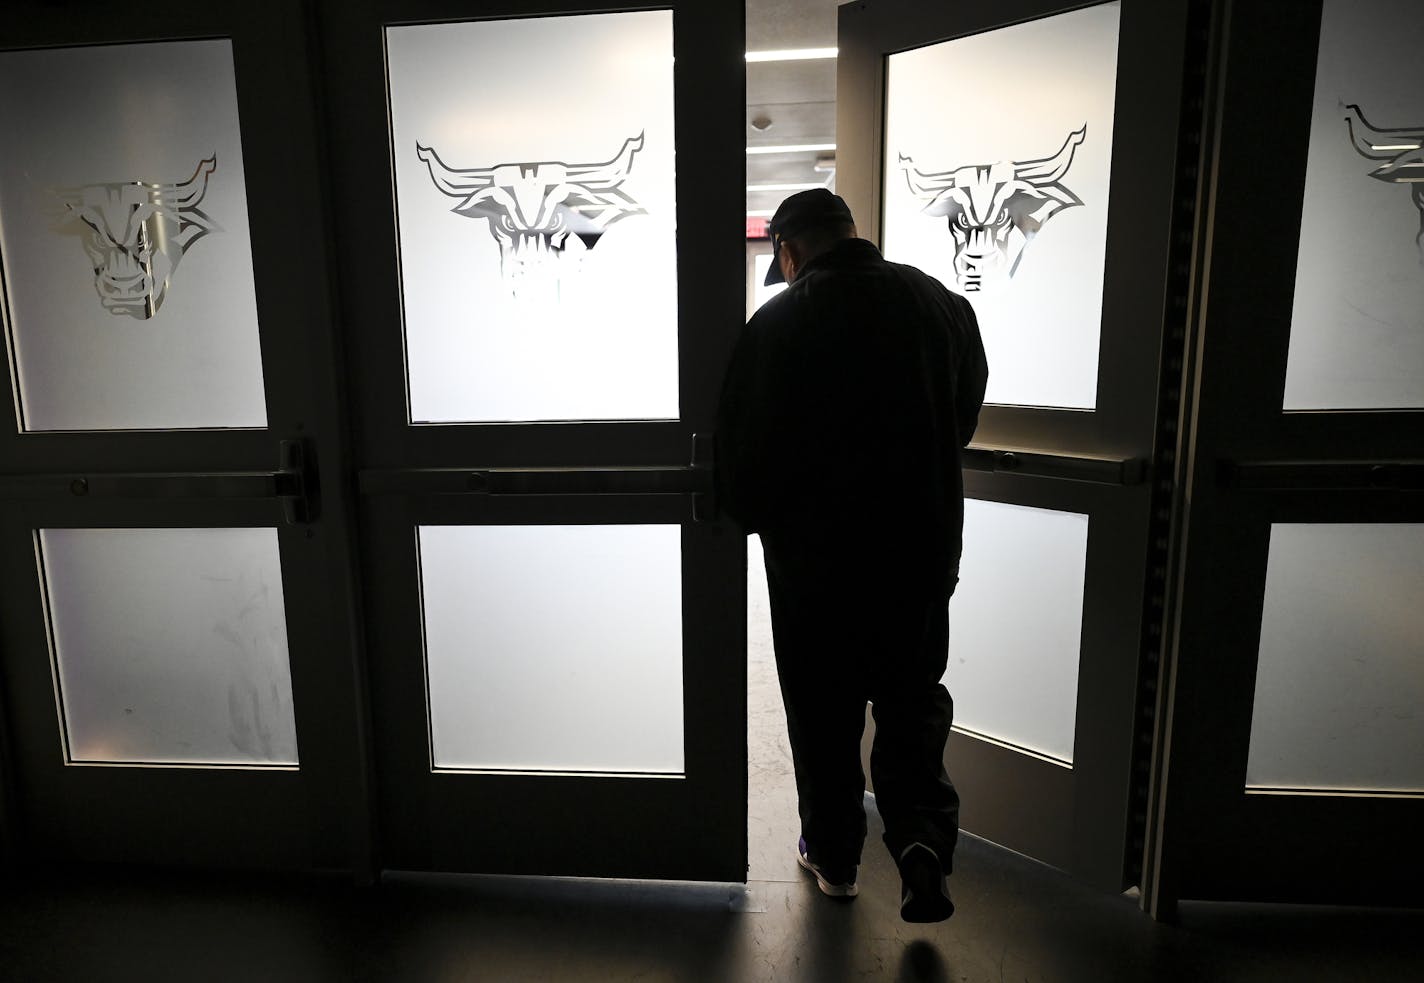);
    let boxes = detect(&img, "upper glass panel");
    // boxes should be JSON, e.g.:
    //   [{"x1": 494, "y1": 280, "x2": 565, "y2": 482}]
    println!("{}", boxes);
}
[
  {"x1": 1246, "y1": 523, "x2": 1424, "y2": 793},
  {"x1": 1285, "y1": 0, "x2": 1424, "y2": 410},
  {"x1": 386, "y1": 13, "x2": 679, "y2": 424},
  {"x1": 945, "y1": 499, "x2": 1089, "y2": 764},
  {"x1": 419, "y1": 524, "x2": 684, "y2": 775},
  {"x1": 882, "y1": 2, "x2": 1121, "y2": 410},
  {"x1": 41, "y1": 527, "x2": 297, "y2": 767},
  {"x1": 0, "y1": 40, "x2": 267, "y2": 432}
]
